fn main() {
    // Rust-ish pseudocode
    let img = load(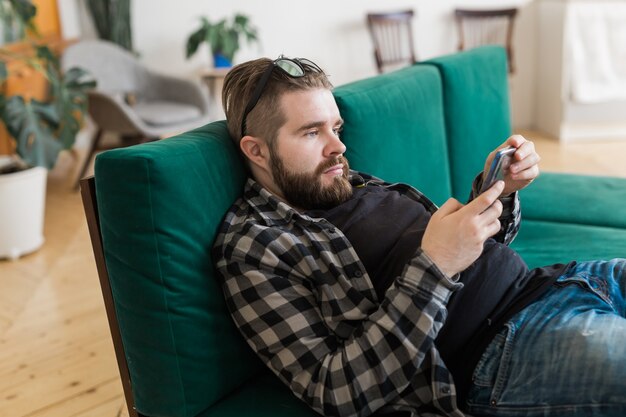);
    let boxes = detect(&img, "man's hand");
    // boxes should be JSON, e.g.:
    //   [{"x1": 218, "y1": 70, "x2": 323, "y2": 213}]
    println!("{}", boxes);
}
[
  {"x1": 421, "y1": 181, "x2": 505, "y2": 277},
  {"x1": 484, "y1": 135, "x2": 540, "y2": 196}
]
